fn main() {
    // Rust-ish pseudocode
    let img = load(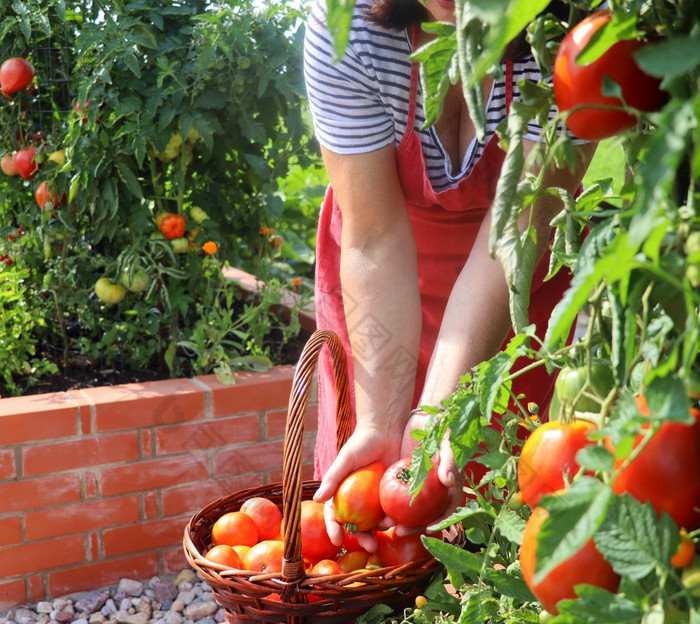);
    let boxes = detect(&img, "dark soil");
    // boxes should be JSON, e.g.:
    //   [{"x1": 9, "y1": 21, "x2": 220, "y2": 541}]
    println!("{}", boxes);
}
[{"x1": 6, "y1": 328, "x2": 311, "y2": 397}]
